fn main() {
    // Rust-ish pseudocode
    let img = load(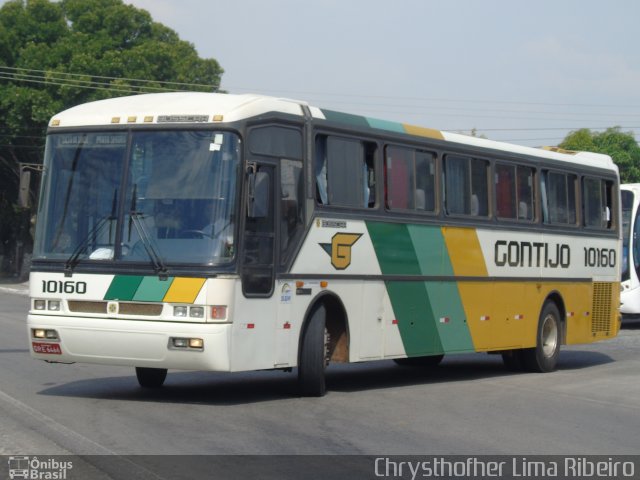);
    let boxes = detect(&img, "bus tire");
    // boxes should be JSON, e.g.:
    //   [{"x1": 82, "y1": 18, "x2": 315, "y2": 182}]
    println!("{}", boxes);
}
[
  {"x1": 523, "y1": 302, "x2": 561, "y2": 372},
  {"x1": 136, "y1": 367, "x2": 167, "y2": 388},
  {"x1": 298, "y1": 304, "x2": 327, "y2": 397},
  {"x1": 393, "y1": 354, "x2": 444, "y2": 367},
  {"x1": 501, "y1": 349, "x2": 525, "y2": 371}
]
